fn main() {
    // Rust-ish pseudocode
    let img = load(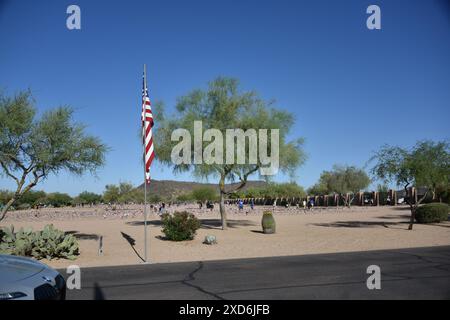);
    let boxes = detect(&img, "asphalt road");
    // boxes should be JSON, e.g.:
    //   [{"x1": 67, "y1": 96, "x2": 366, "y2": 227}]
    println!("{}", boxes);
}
[{"x1": 63, "y1": 246, "x2": 450, "y2": 300}]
